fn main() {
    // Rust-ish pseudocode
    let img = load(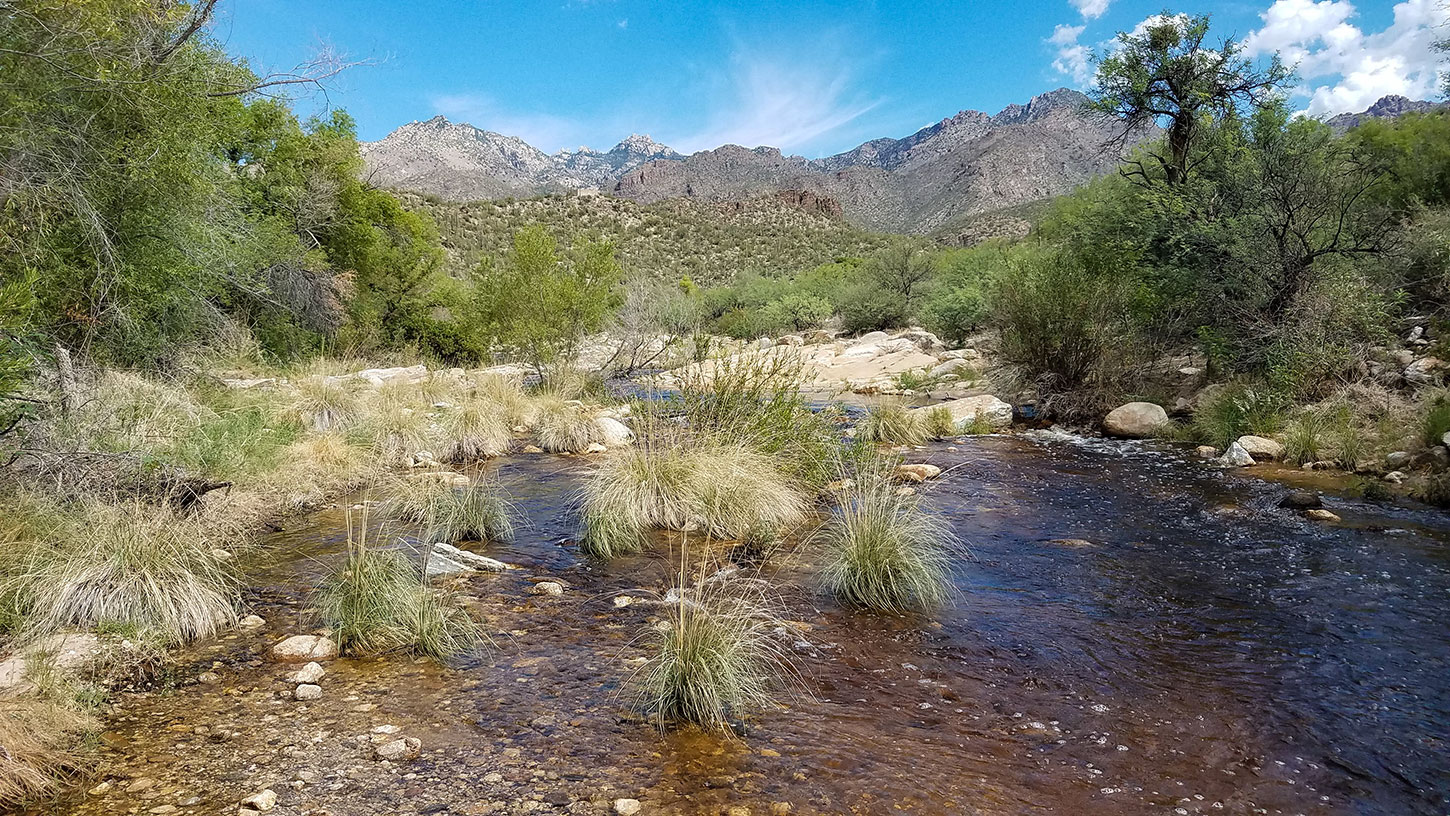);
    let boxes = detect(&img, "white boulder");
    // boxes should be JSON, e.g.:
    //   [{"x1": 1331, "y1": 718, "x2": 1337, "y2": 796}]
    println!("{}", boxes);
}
[
  {"x1": 915, "y1": 395, "x2": 1013, "y2": 431},
  {"x1": 1103, "y1": 402, "x2": 1169, "y2": 438},
  {"x1": 1236, "y1": 435, "x2": 1285, "y2": 460}
]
